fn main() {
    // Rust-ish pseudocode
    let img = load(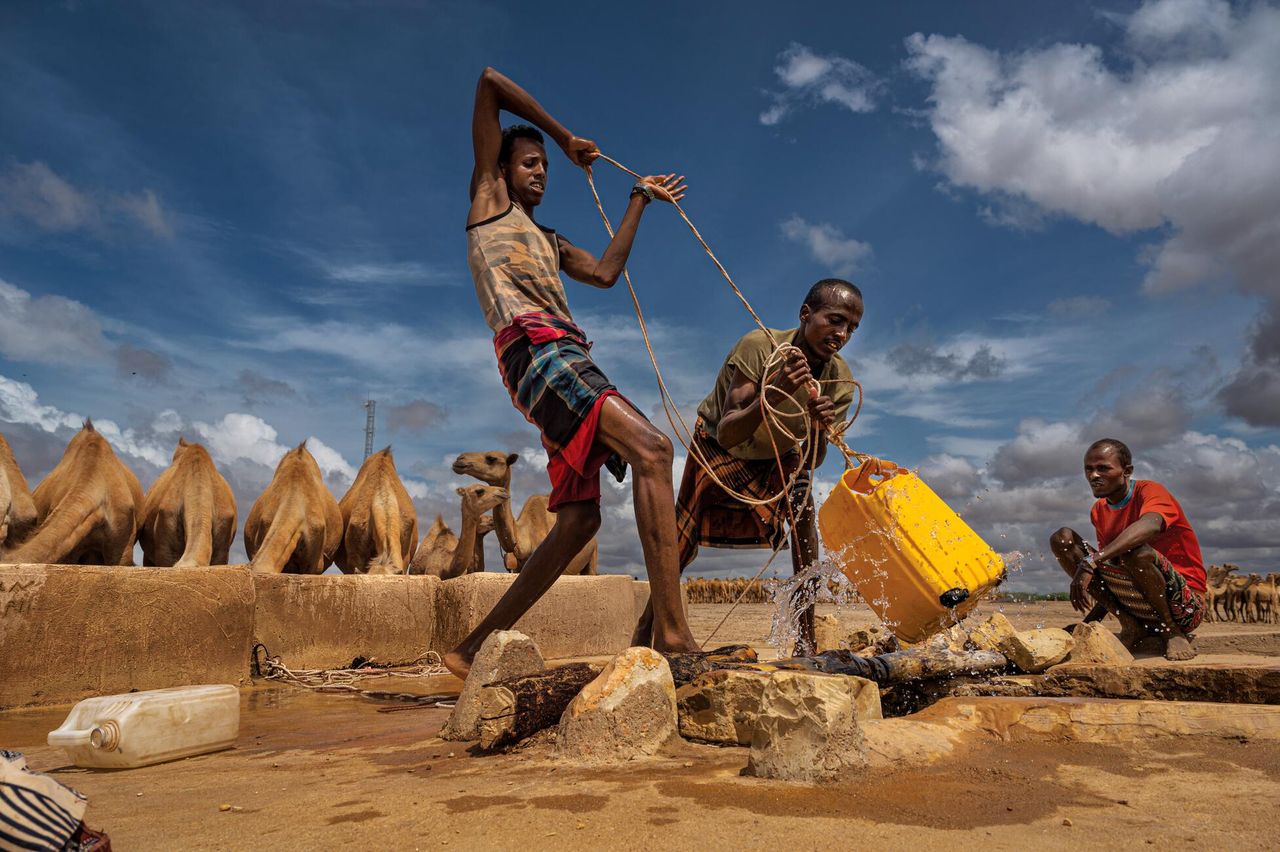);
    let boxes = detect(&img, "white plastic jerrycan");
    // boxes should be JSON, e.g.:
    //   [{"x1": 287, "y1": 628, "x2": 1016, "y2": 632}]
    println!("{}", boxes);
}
[{"x1": 47, "y1": 684, "x2": 240, "y2": 769}]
